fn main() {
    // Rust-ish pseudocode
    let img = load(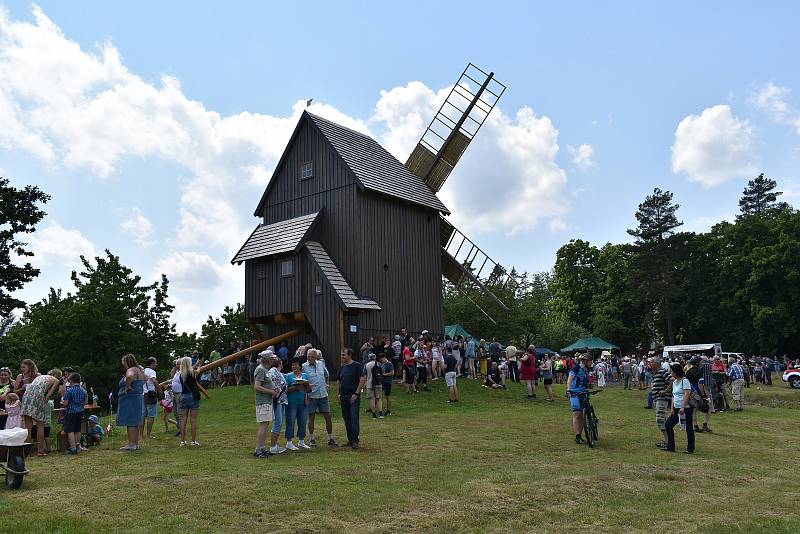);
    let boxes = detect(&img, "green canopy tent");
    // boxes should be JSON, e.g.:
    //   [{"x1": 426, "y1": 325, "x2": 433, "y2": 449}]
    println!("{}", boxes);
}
[
  {"x1": 444, "y1": 324, "x2": 473, "y2": 340},
  {"x1": 561, "y1": 337, "x2": 619, "y2": 353}
]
